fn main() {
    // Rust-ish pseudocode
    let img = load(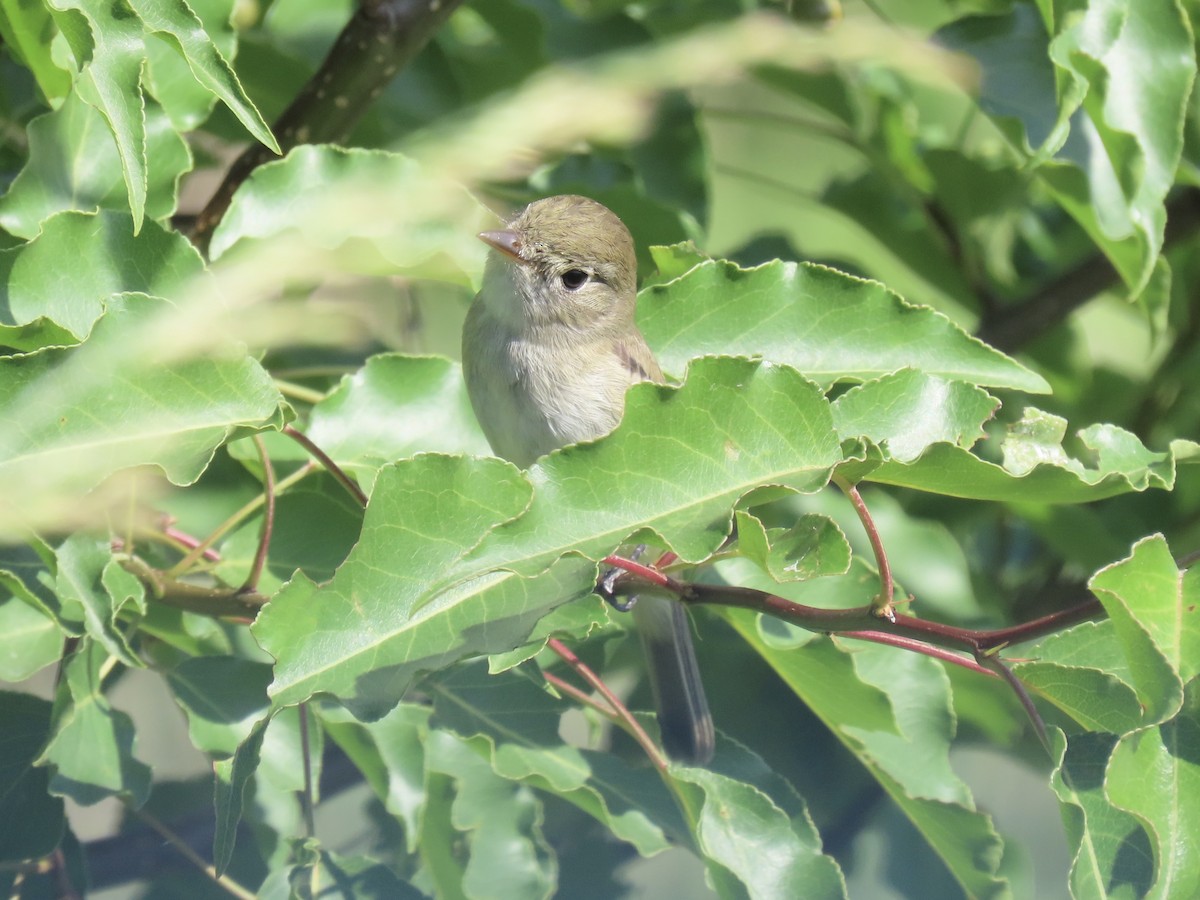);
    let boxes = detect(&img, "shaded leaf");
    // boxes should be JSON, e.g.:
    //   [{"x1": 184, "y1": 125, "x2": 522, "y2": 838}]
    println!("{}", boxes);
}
[
  {"x1": 0, "y1": 691, "x2": 65, "y2": 862},
  {"x1": 255, "y1": 455, "x2": 598, "y2": 717},
  {"x1": 38, "y1": 639, "x2": 152, "y2": 807},
  {"x1": 0, "y1": 93, "x2": 191, "y2": 239}
]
